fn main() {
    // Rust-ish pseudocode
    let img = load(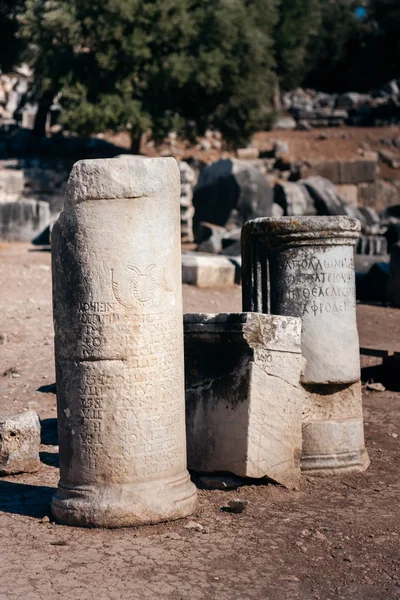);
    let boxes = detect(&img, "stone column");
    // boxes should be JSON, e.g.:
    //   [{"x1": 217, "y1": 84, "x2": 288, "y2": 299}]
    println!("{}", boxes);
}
[
  {"x1": 51, "y1": 156, "x2": 197, "y2": 527},
  {"x1": 242, "y1": 216, "x2": 369, "y2": 474},
  {"x1": 242, "y1": 216, "x2": 360, "y2": 384}
]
